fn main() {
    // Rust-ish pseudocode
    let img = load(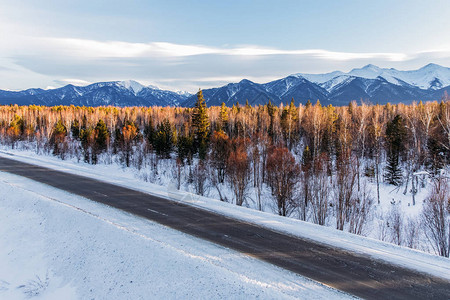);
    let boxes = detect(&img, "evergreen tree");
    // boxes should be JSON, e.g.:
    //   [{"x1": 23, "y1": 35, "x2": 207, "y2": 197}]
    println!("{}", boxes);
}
[
  {"x1": 7, "y1": 115, "x2": 24, "y2": 147},
  {"x1": 51, "y1": 119, "x2": 67, "y2": 156},
  {"x1": 71, "y1": 119, "x2": 80, "y2": 140},
  {"x1": 385, "y1": 150, "x2": 403, "y2": 185},
  {"x1": 280, "y1": 99, "x2": 299, "y2": 149},
  {"x1": 177, "y1": 134, "x2": 194, "y2": 165},
  {"x1": 218, "y1": 102, "x2": 229, "y2": 133},
  {"x1": 92, "y1": 119, "x2": 109, "y2": 164},
  {"x1": 121, "y1": 121, "x2": 139, "y2": 167},
  {"x1": 154, "y1": 119, "x2": 173, "y2": 158},
  {"x1": 302, "y1": 145, "x2": 313, "y2": 169},
  {"x1": 305, "y1": 99, "x2": 312, "y2": 108},
  {"x1": 95, "y1": 119, "x2": 109, "y2": 152},
  {"x1": 384, "y1": 115, "x2": 406, "y2": 185},
  {"x1": 267, "y1": 100, "x2": 275, "y2": 143},
  {"x1": 192, "y1": 89, "x2": 210, "y2": 159},
  {"x1": 80, "y1": 127, "x2": 93, "y2": 163},
  {"x1": 144, "y1": 117, "x2": 155, "y2": 146}
]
